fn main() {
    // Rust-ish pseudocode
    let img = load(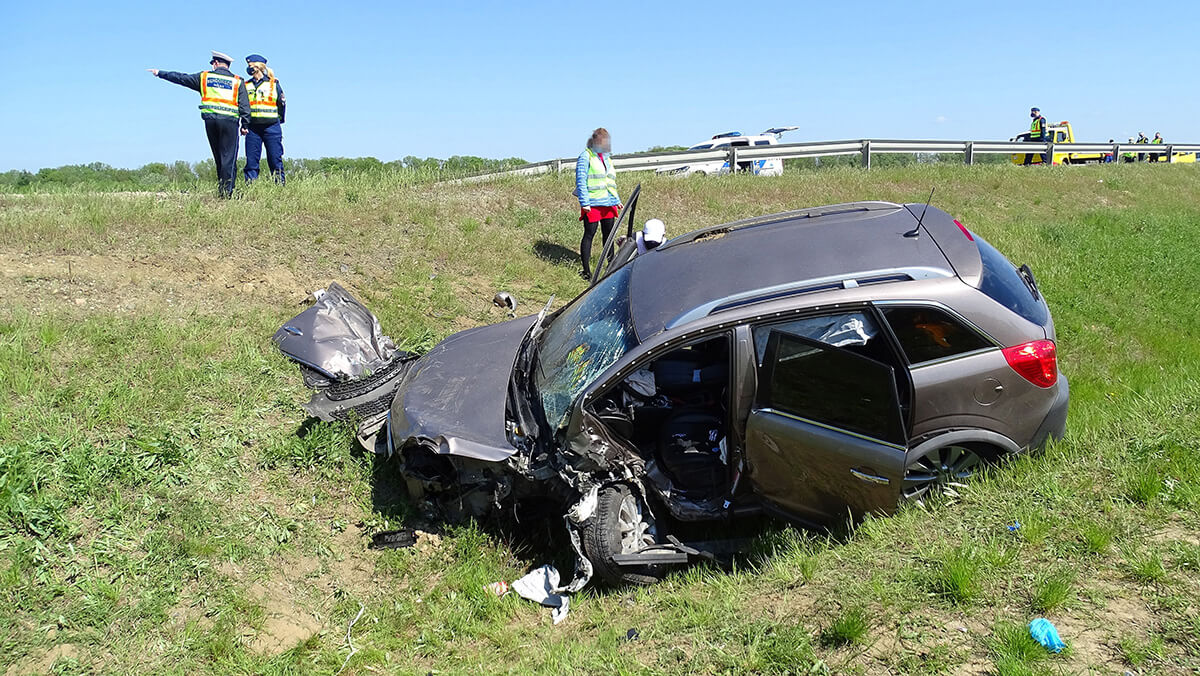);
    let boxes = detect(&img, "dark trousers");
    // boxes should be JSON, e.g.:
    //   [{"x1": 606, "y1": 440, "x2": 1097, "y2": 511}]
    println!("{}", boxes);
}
[
  {"x1": 245, "y1": 123, "x2": 286, "y2": 184},
  {"x1": 204, "y1": 118, "x2": 240, "y2": 197},
  {"x1": 1023, "y1": 137, "x2": 1050, "y2": 165},
  {"x1": 580, "y1": 217, "x2": 616, "y2": 278}
]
